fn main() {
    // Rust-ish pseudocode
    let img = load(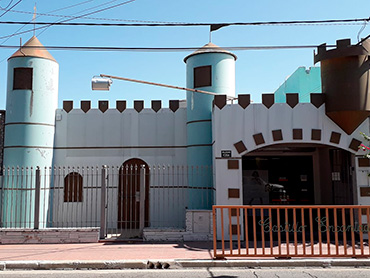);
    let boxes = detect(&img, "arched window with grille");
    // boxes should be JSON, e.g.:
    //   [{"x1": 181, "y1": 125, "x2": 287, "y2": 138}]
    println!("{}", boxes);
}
[{"x1": 64, "y1": 172, "x2": 83, "y2": 202}]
